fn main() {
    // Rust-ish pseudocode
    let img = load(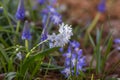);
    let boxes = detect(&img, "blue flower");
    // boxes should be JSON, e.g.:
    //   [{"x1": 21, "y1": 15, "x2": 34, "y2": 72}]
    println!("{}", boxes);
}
[
  {"x1": 41, "y1": 5, "x2": 62, "y2": 25},
  {"x1": 114, "y1": 38, "x2": 120, "y2": 44},
  {"x1": 59, "y1": 47, "x2": 64, "y2": 52},
  {"x1": 61, "y1": 67, "x2": 71, "y2": 77},
  {"x1": 15, "y1": 0, "x2": 25, "y2": 20},
  {"x1": 37, "y1": 0, "x2": 57, "y2": 5},
  {"x1": 70, "y1": 40, "x2": 80, "y2": 48},
  {"x1": 22, "y1": 21, "x2": 31, "y2": 40},
  {"x1": 41, "y1": 31, "x2": 48, "y2": 41},
  {"x1": 37, "y1": 0, "x2": 46, "y2": 5},
  {"x1": 61, "y1": 41, "x2": 86, "y2": 77},
  {"x1": 0, "y1": 7, "x2": 3, "y2": 13},
  {"x1": 47, "y1": 5, "x2": 57, "y2": 14},
  {"x1": 114, "y1": 38, "x2": 120, "y2": 50},
  {"x1": 97, "y1": 0, "x2": 106, "y2": 13},
  {"x1": 50, "y1": 13, "x2": 62, "y2": 25}
]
